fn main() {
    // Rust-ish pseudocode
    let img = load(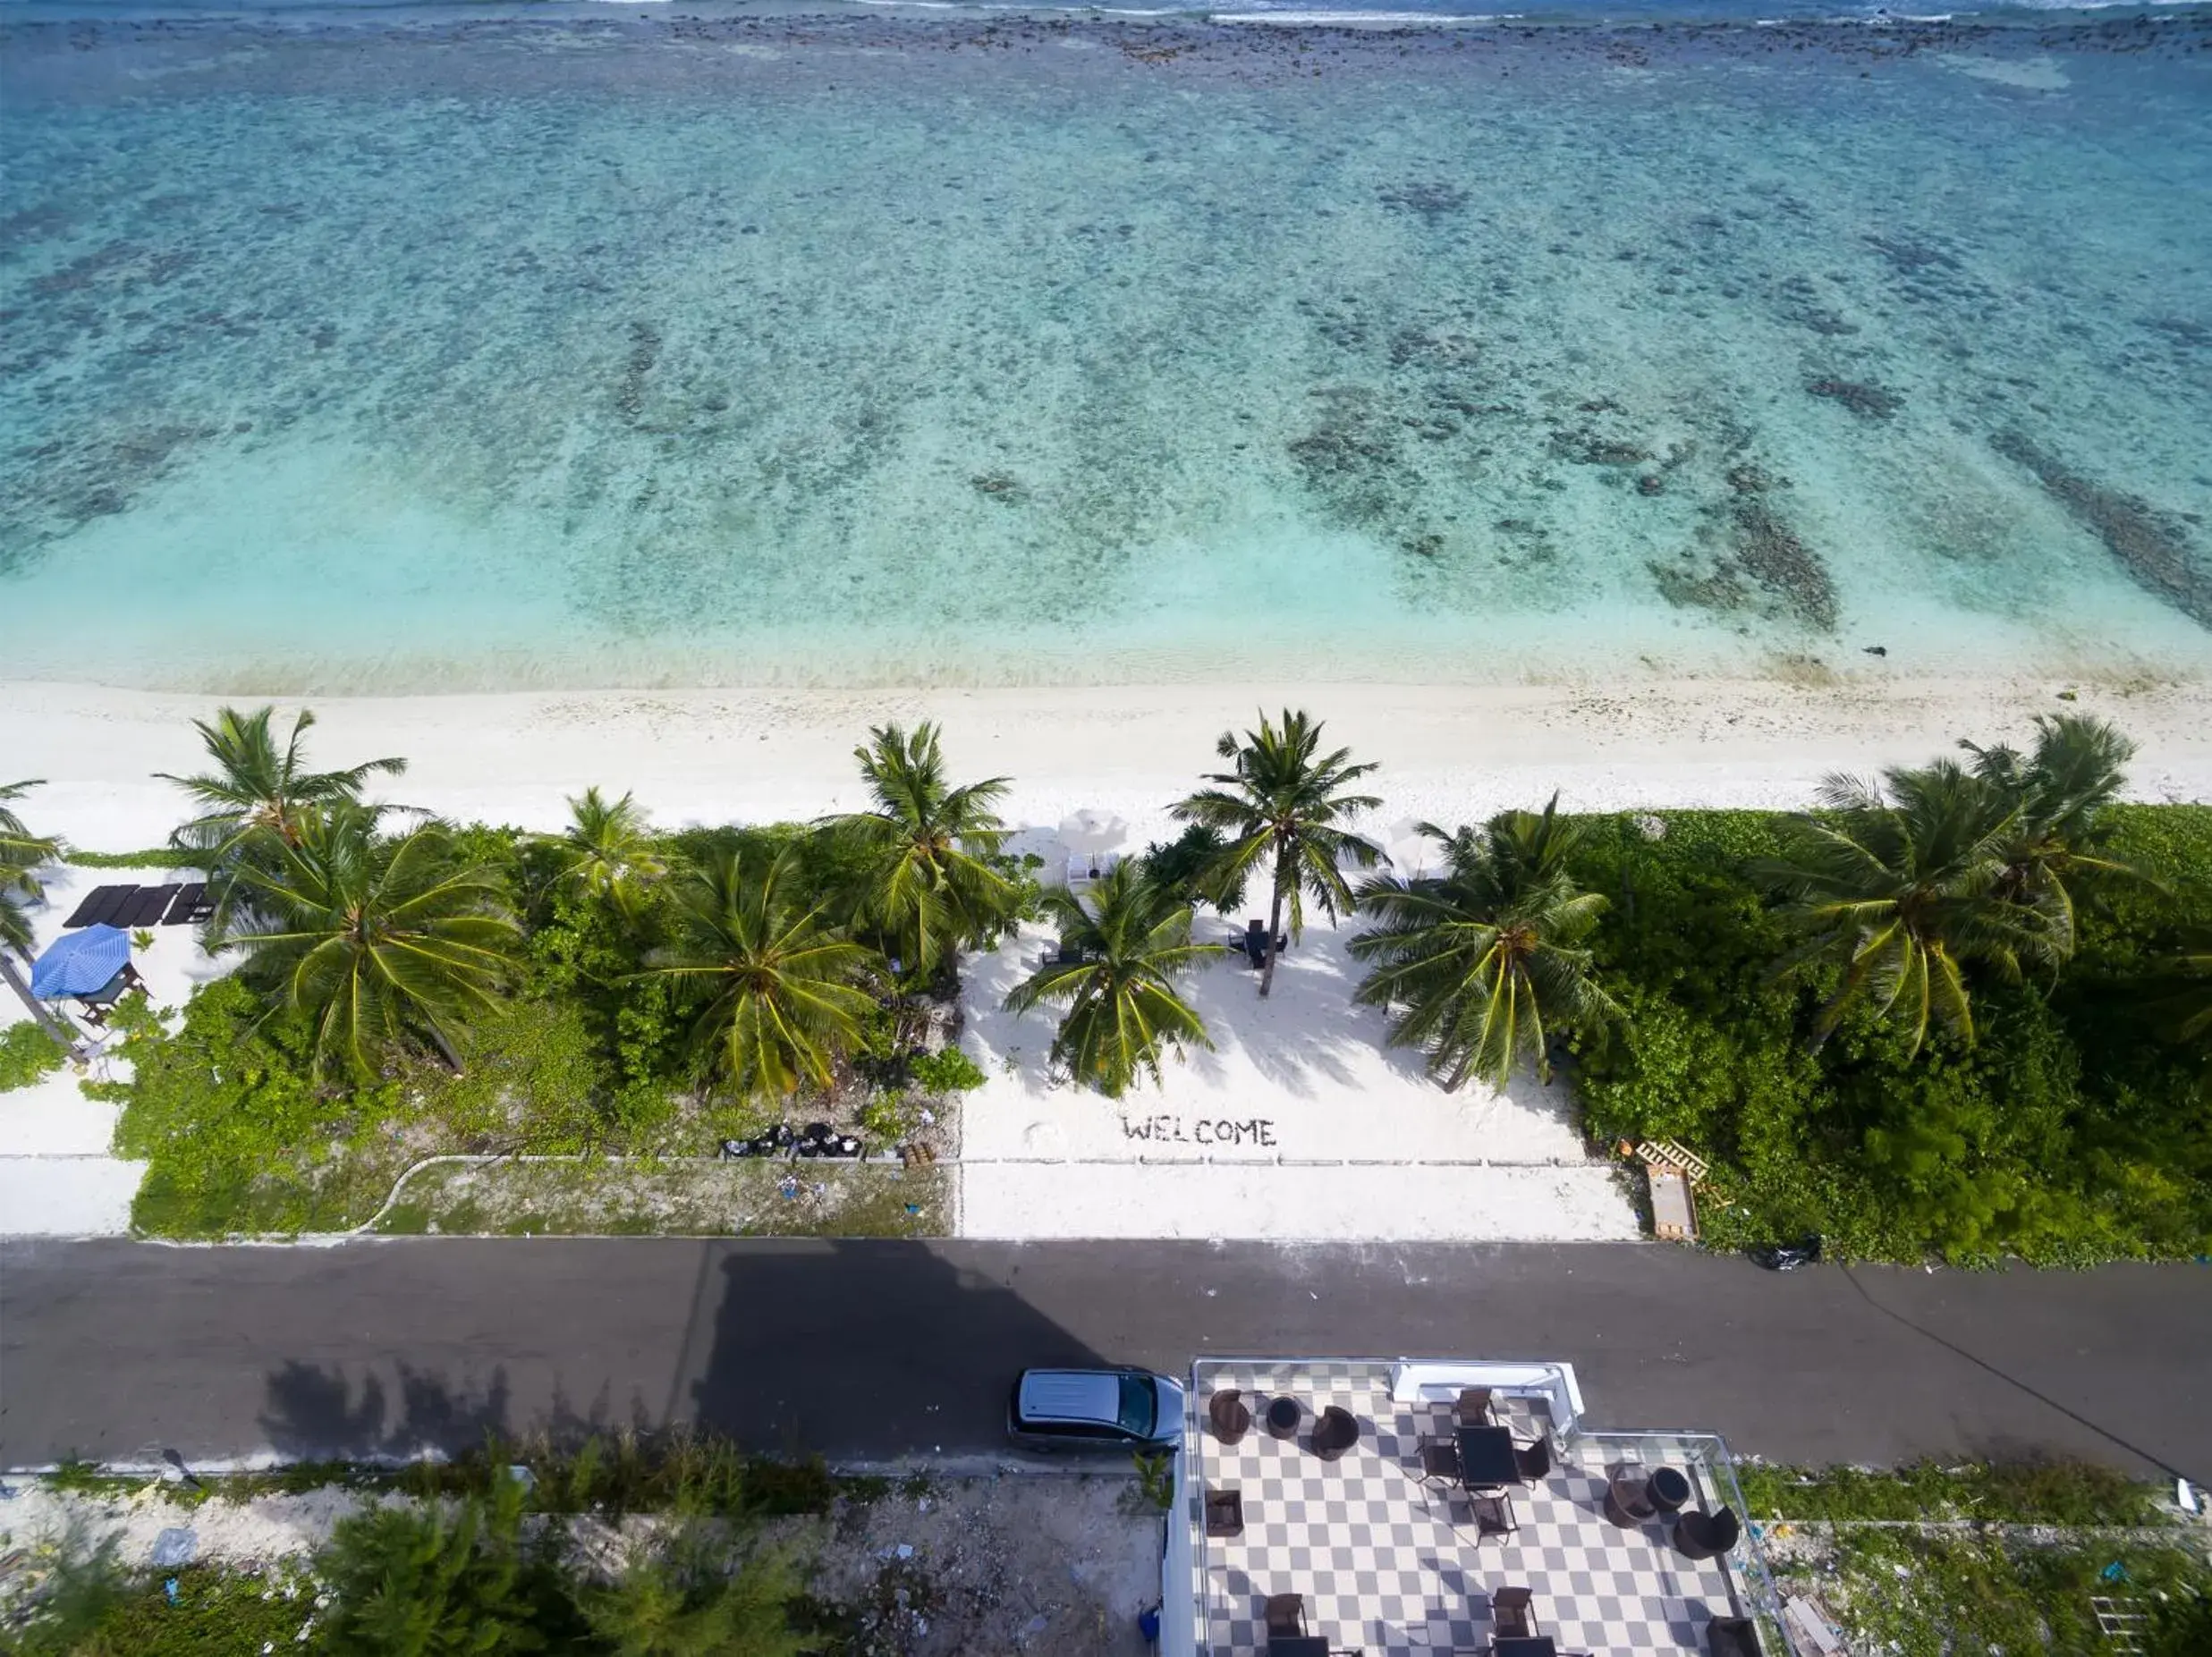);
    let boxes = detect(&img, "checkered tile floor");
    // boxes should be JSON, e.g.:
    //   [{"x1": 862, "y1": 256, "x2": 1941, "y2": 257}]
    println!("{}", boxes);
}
[{"x1": 1195, "y1": 1364, "x2": 1740, "y2": 1657}]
